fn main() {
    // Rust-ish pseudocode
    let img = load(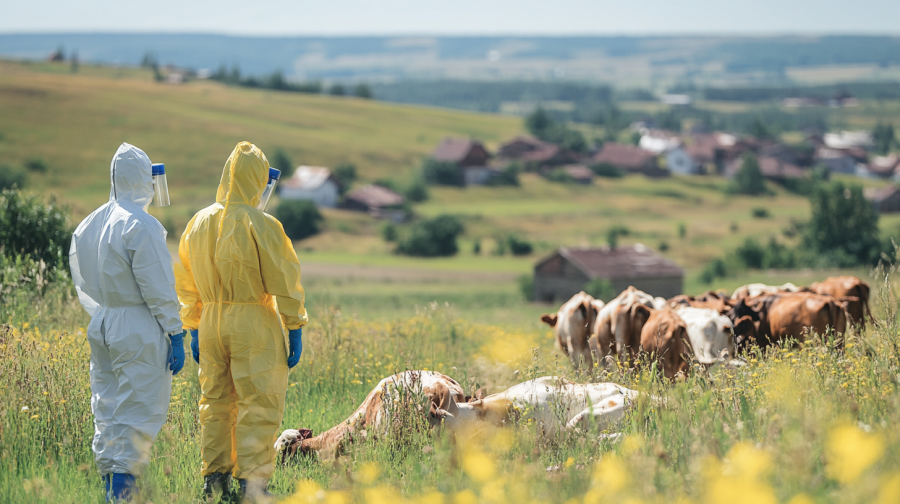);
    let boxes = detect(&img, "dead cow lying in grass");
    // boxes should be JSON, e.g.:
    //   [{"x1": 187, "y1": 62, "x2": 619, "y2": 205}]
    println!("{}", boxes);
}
[
  {"x1": 437, "y1": 376, "x2": 643, "y2": 439},
  {"x1": 276, "y1": 371, "x2": 477, "y2": 461}
]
